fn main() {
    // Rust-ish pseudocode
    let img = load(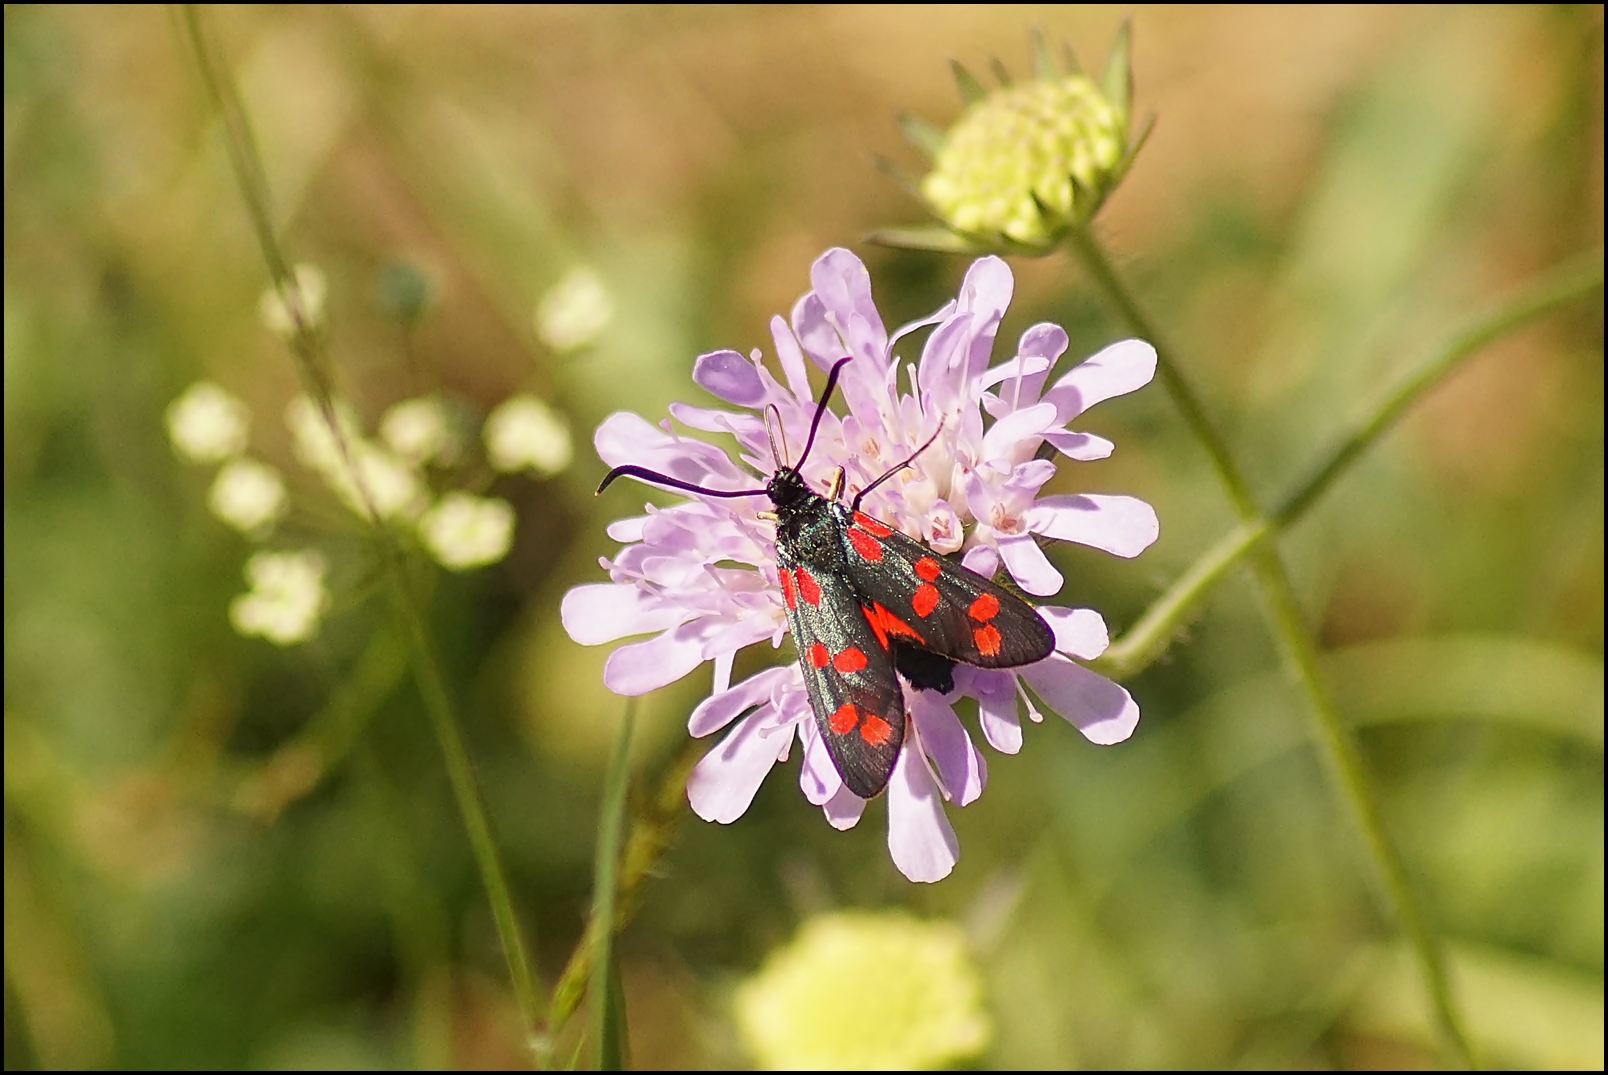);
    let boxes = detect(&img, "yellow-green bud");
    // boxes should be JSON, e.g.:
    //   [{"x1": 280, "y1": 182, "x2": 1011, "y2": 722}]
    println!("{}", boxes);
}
[{"x1": 921, "y1": 75, "x2": 1127, "y2": 247}]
